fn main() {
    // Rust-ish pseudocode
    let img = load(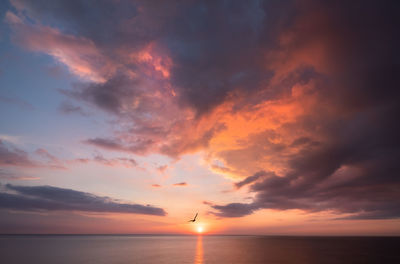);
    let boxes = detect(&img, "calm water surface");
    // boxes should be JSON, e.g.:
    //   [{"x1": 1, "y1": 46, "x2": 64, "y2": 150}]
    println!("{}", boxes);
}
[{"x1": 1, "y1": 235, "x2": 399, "y2": 264}]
